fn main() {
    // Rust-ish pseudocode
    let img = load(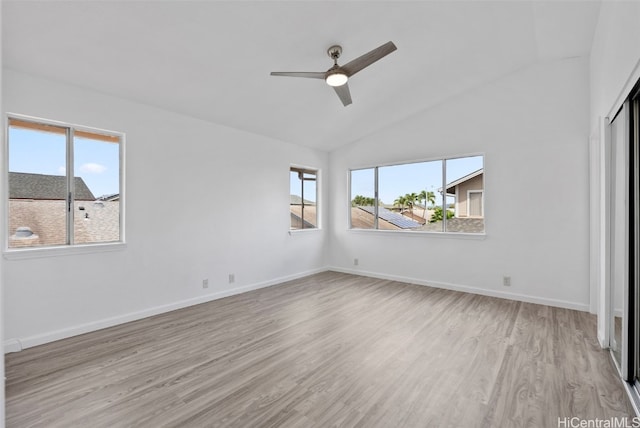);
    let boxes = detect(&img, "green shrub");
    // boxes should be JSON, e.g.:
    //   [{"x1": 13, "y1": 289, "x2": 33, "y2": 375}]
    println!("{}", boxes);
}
[{"x1": 430, "y1": 206, "x2": 454, "y2": 223}]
